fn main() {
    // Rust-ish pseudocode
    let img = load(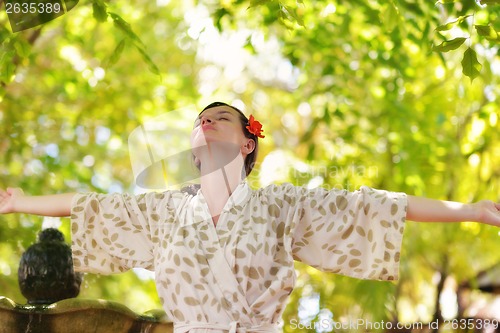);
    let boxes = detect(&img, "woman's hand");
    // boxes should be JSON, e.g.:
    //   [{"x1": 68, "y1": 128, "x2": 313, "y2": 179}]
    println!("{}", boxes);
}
[
  {"x1": 0, "y1": 188, "x2": 75, "y2": 217},
  {"x1": 474, "y1": 200, "x2": 500, "y2": 227},
  {"x1": 0, "y1": 187, "x2": 24, "y2": 214}
]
